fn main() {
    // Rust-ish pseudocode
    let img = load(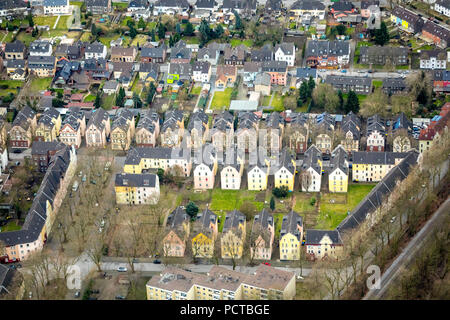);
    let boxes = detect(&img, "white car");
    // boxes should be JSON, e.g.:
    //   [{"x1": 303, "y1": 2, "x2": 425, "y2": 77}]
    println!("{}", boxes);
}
[{"x1": 117, "y1": 267, "x2": 127, "y2": 272}]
